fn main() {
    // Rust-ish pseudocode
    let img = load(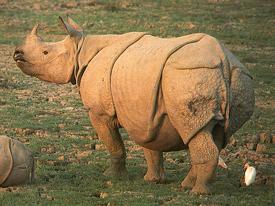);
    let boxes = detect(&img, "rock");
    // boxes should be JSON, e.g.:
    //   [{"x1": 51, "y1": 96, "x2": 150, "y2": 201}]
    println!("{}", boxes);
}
[
  {"x1": 64, "y1": 107, "x2": 74, "y2": 111},
  {"x1": 183, "y1": 22, "x2": 196, "y2": 29},
  {"x1": 0, "y1": 187, "x2": 19, "y2": 192},
  {"x1": 46, "y1": 195, "x2": 54, "y2": 201},
  {"x1": 85, "y1": 143, "x2": 96, "y2": 150},
  {"x1": 58, "y1": 123, "x2": 65, "y2": 129},
  {"x1": 256, "y1": 144, "x2": 267, "y2": 153},
  {"x1": 35, "y1": 130, "x2": 48, "y2": 137},
  {"x1": 219, "y1": 149, "x2": 228, "y2": 156},
  {"x1": 258, "y1": 132, "x2": 271, "y2": 143},
  {"x1": 95, "y1": 144, "x2": 106, "y2": 151},
  {"x1": 32, "y1": 3, "x2": 41, "y2": 10},
  {"x1": 57, "y1": 155, "x2": 65, "y2": 161},
  {"x1": 41, "y1": 146, "x2": 56, "y2": 154},
  {"x1": 76, "y1": 151, "x2": 92, "y2": 159},
  {"x1": 41, "y1": 193, "x2": 54, "y2": 200},
  {"x1": 61, "y1": 1, "x2": 79, "y2": 8},
  {"x1": 47, "y1": 147, "x2": 56, "y2": 154},
  {"x1": 246, "y1": 143, "x2": 257, "y2": 150},
  {"x1": 47, "y1": 97, "x2": 54, "y2": 102},
  {"x1": 100, "y1": 192, "x2": 109, "y2": 199},
  {"x1": 40, "y1": 148, "x2": 47, "y2": 153},
  {"x1": 0, "y1": 0, "x2": 8, "y2": 6},
  {"x1": 0, "y1": 187, "x2": 11, "y2": 192},
  {"x1": 229, "y1": 137, "x2": 237, "y2": 147},
  {"x1": 105, "y1": 181, "x2": 113, "y2": 188},
  {"x1": 15, "y1": 128, "x2": 35, "y2": 136}
]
